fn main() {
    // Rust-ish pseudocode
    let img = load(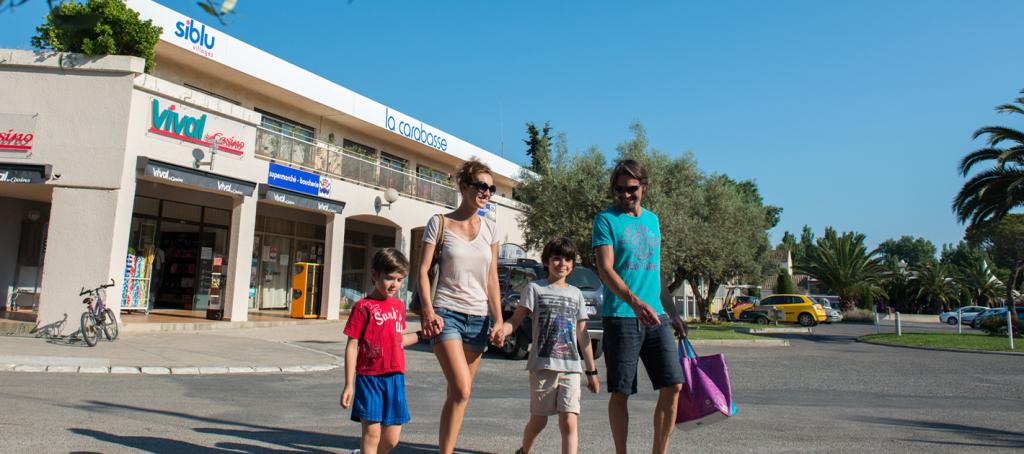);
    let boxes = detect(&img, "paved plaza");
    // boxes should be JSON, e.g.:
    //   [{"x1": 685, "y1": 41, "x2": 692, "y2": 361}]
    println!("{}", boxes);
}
[{"x1": 1, "y1": 322, "x2": 1022, "y2": 453}]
